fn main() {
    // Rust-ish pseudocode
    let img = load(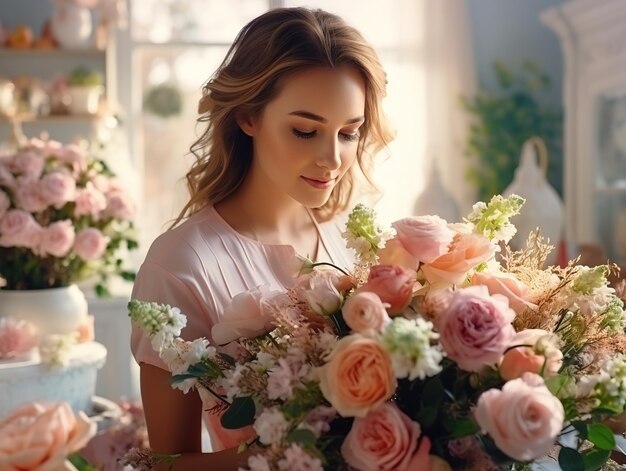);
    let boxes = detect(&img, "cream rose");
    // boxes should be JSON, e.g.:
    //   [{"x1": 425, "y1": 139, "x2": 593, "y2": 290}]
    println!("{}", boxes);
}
[
  {"x1": 474, "y1": 372, "x2": 564, "y2": 461},
  {"x1": 437, "y1": 285, "x2": 515, "y2": 372},
  {"x1": 341, "y1": 402, "x2": 421, "y2": 471},
  {"x1": 0, "y1": 401, "x2": 96, "y2": 470},
  {"x1": 211, "y1": 285, "x2": 281, "y2": 345},
  {"x1": 318, "y1": 334, "x2": 396, "y2": 417},
  {"x1": 422, "y1": 233, "x2": 496, "y2": 286},
  {"x1": 342, "y1": 291, "x2": 390, "y2": 333}
]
